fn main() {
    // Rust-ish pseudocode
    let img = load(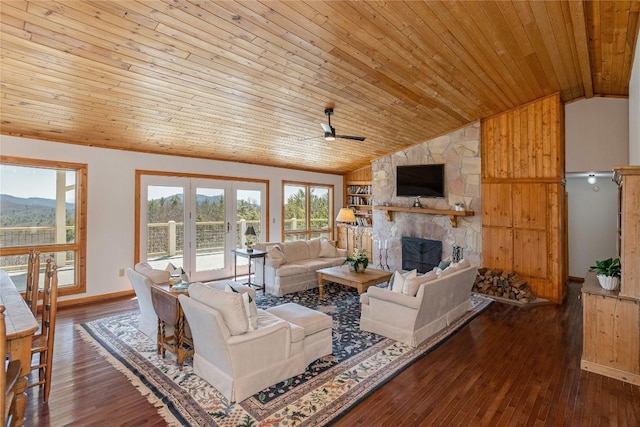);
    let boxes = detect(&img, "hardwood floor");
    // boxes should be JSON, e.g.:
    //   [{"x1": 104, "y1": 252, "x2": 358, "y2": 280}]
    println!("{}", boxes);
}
[{"x1": 25, "y1": 282, "x2": 638, "y2": 426}]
